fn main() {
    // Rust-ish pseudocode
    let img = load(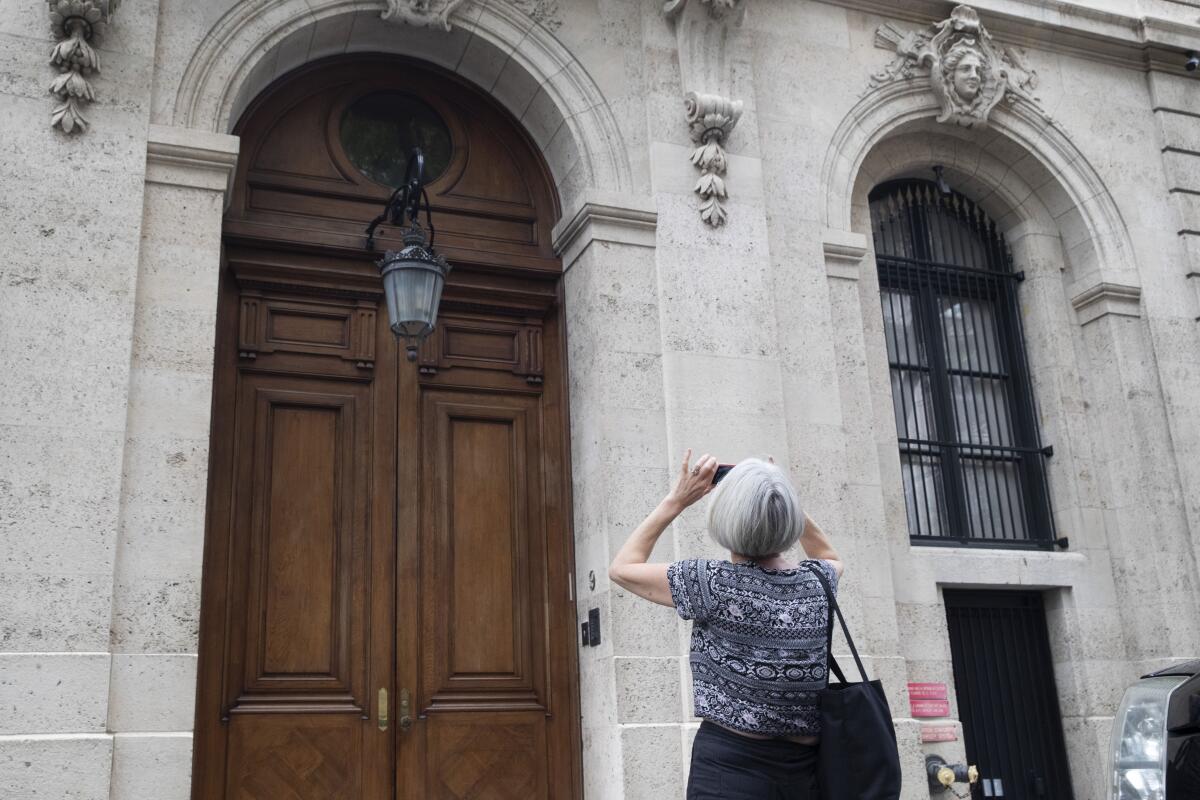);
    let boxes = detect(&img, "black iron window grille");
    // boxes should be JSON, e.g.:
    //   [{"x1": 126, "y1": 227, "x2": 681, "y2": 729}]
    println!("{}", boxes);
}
[{"x1": 869, "y1": 180, "x2": 1056, "y2": 548}]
